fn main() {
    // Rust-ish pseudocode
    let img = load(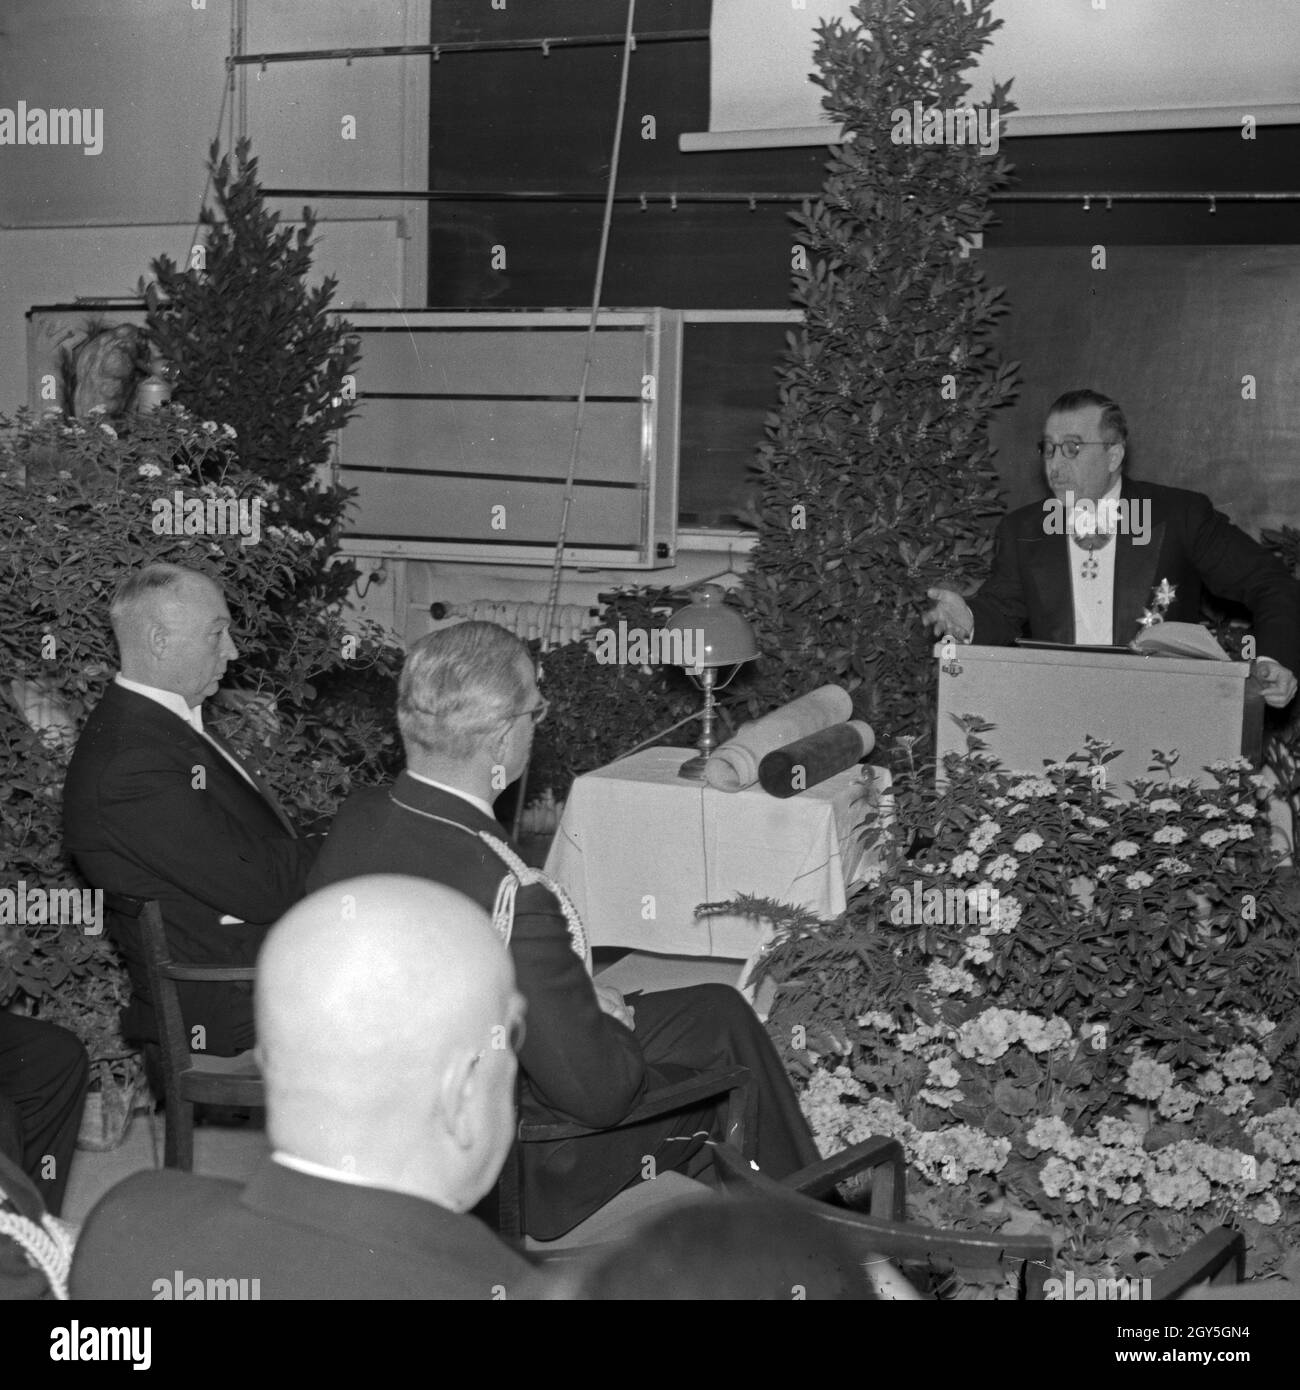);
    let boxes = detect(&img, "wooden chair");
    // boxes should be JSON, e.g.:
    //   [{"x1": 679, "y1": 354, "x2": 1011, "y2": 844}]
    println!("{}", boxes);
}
[
  {"x1": 711, "y1": 1138, "x2": 1056, "y2": 1298},
  {"x1": 490, "y1": 1065, "x2": 757, "y2": 1248},
  {"x1": 1151, "y1": 1227, "x2": 1246, "y2": 1300},
  {"x1": 713, "y1": 1141, "x2": 1252, "y2": 1301},
  {"x1": 132, "y1": 899, "x2": 264, "y2": 1169}
]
